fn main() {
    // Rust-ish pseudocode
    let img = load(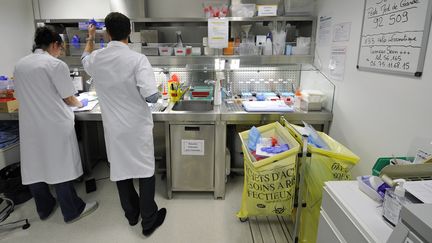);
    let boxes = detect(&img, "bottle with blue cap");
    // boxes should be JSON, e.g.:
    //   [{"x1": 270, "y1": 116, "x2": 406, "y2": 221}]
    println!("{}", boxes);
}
[
  {"x1": 0, "y1": 75, "x2": 13, "y2": 91},
  {"x1": 71, "y1": 35, "x2": 80, "y2": 49},
  {"x1": 263, "y1": 32, "x2": 273, "y2": 56}
]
